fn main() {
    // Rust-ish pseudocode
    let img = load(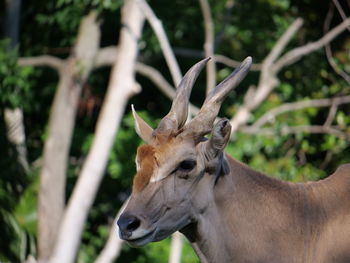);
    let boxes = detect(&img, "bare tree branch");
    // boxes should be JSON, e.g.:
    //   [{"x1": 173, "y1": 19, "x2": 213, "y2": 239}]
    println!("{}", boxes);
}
[
  {"x1": 135, "y1": 62, "x2": 175, "y2": 98},
  {"x1": 136, "y1": 0, "x2": 182, "y2": 86},
  {"x1": 215, "y1": 54, "x2": 262, "y2": 71},
  {"x1": 47, "y1": 2, "x2": 144, "y2": 262},
  {"x1": 263, "y1": 18, "x2": 304, "y2": 68},
  {"x1": 333, "y1": 0, "x2": 350, "y2": 31},
  {"x1": 241, "y1": 125, "x2": 348, "y2": 140},
  {"x1": 198, "y1": 0, "x2": 216, "y2": 93},
  {"x1": 245, "y1": 95, "x2": 350, "y2": 131},
  {"x1": 36, "y1": 11, "x2": 101, "y2": 260},
  {"x1": 273, "y1": 17, "x2": 350, "y2": 73},
  {"x1": 174, "y1": 47, "x2": 262, "y2": 71},
  {"x1": 94, "y1": 199, "x2": 130, "y2": 263},
  {"x1": 96, "y1": 47, "x2": 177, "y2": 99},
  {"x1": 324, "y1": 101, "x2": 338, "y2": 127},
  {"x1": 95, "y1": 46, "x2": 118, "y2": 68},
  {"x1": 229, "y1": 16, "x2": 350, "y2": 137},
  {"x1": 18, "y1": 55, "x2": 64, "y2": 71},
  {"x1": 97, "y1": 47, "x2": 202, "y2": 118},
  {"x1": 135, "y1": 63, "x2": 201, "y2": 117},
  {"x1": 229, "y1": 18, "x2": 303, "y2": 133},
  {"x1": 169, "y1": 232, "x2": 183, "y2": 263},
  {"x1": 324, "y1": 2, "x2": 350, "y2": 85}
]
